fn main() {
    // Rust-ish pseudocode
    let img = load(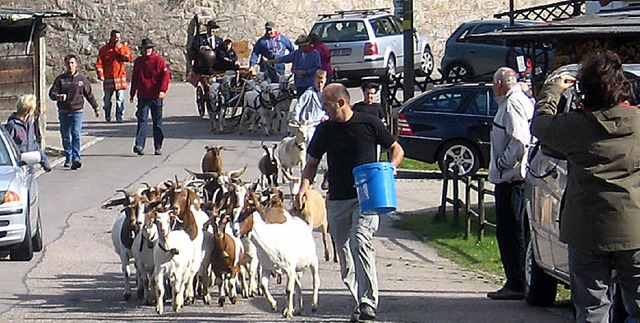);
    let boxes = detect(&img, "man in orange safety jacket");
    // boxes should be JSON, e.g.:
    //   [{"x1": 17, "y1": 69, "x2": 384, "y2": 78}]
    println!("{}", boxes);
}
[{"x1": 96, "y1": 29, "x2": 133, "y2": 122}]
